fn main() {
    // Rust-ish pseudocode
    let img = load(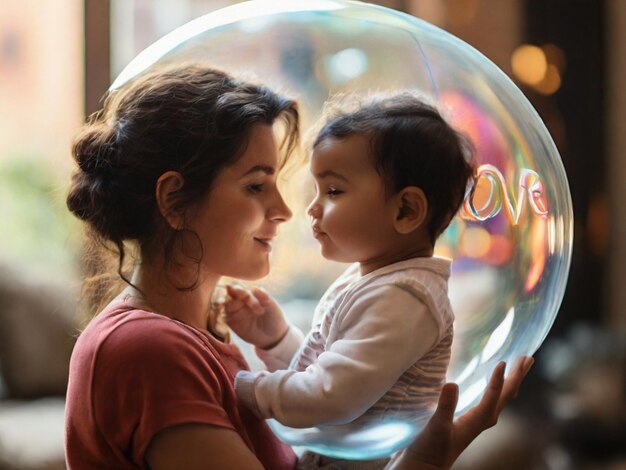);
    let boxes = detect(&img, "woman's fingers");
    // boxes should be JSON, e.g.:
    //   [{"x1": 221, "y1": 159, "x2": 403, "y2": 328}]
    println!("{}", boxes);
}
[
  {"x1": 435, "y1": 383, "x2": 459, "y2": 421},
  {"x1": 400, "y1": 383, "x2": 458, "y2": 469},
  {"x1": 473, "y1": 361, "x2": 506, "y2": 429},
  {"x1": 465, "y1": 356, "x2": 534, "y2": 431},
  {"x1": 390, "y1": 356, "x2": 533, "y2": 470},
  {"x1": 429, "y1": 382, "x2": 458, "y2": 438},
  {"x1": 497, "y1": 356, "x2": 534, "y2": 414}
]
